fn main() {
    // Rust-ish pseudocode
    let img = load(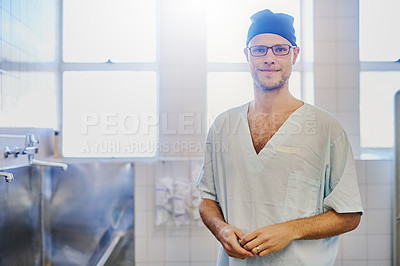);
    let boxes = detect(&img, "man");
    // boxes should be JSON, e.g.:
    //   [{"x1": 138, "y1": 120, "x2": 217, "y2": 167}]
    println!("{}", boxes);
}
[{"x1": 196, "y1": 9, "x2": 363, "y2": 265}]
